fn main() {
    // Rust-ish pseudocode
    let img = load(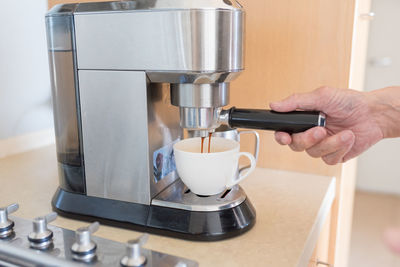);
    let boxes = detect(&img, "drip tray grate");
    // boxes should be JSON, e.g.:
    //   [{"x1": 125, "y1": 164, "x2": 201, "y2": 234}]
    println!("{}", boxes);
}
[{"x1": 151, "y1": 179, "x2": 246, "y2": 212}]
